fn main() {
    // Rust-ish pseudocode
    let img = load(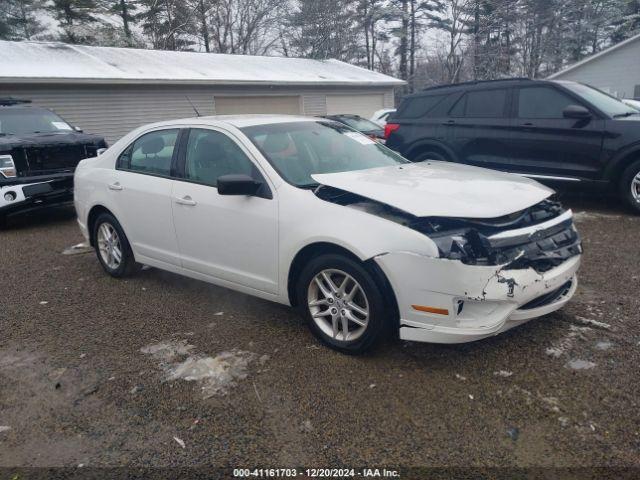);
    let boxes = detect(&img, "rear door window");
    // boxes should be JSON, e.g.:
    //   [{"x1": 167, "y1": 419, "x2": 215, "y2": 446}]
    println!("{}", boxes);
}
[
  {"x1": 464, "y1": 89, "x2": 508, "y2": 117},
  {"x1": 118, "y1": 129, "x2": 179, "y2": 176},
  {"x1": 518, "y1": 86, "x2": 577, "y2": 118}
]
